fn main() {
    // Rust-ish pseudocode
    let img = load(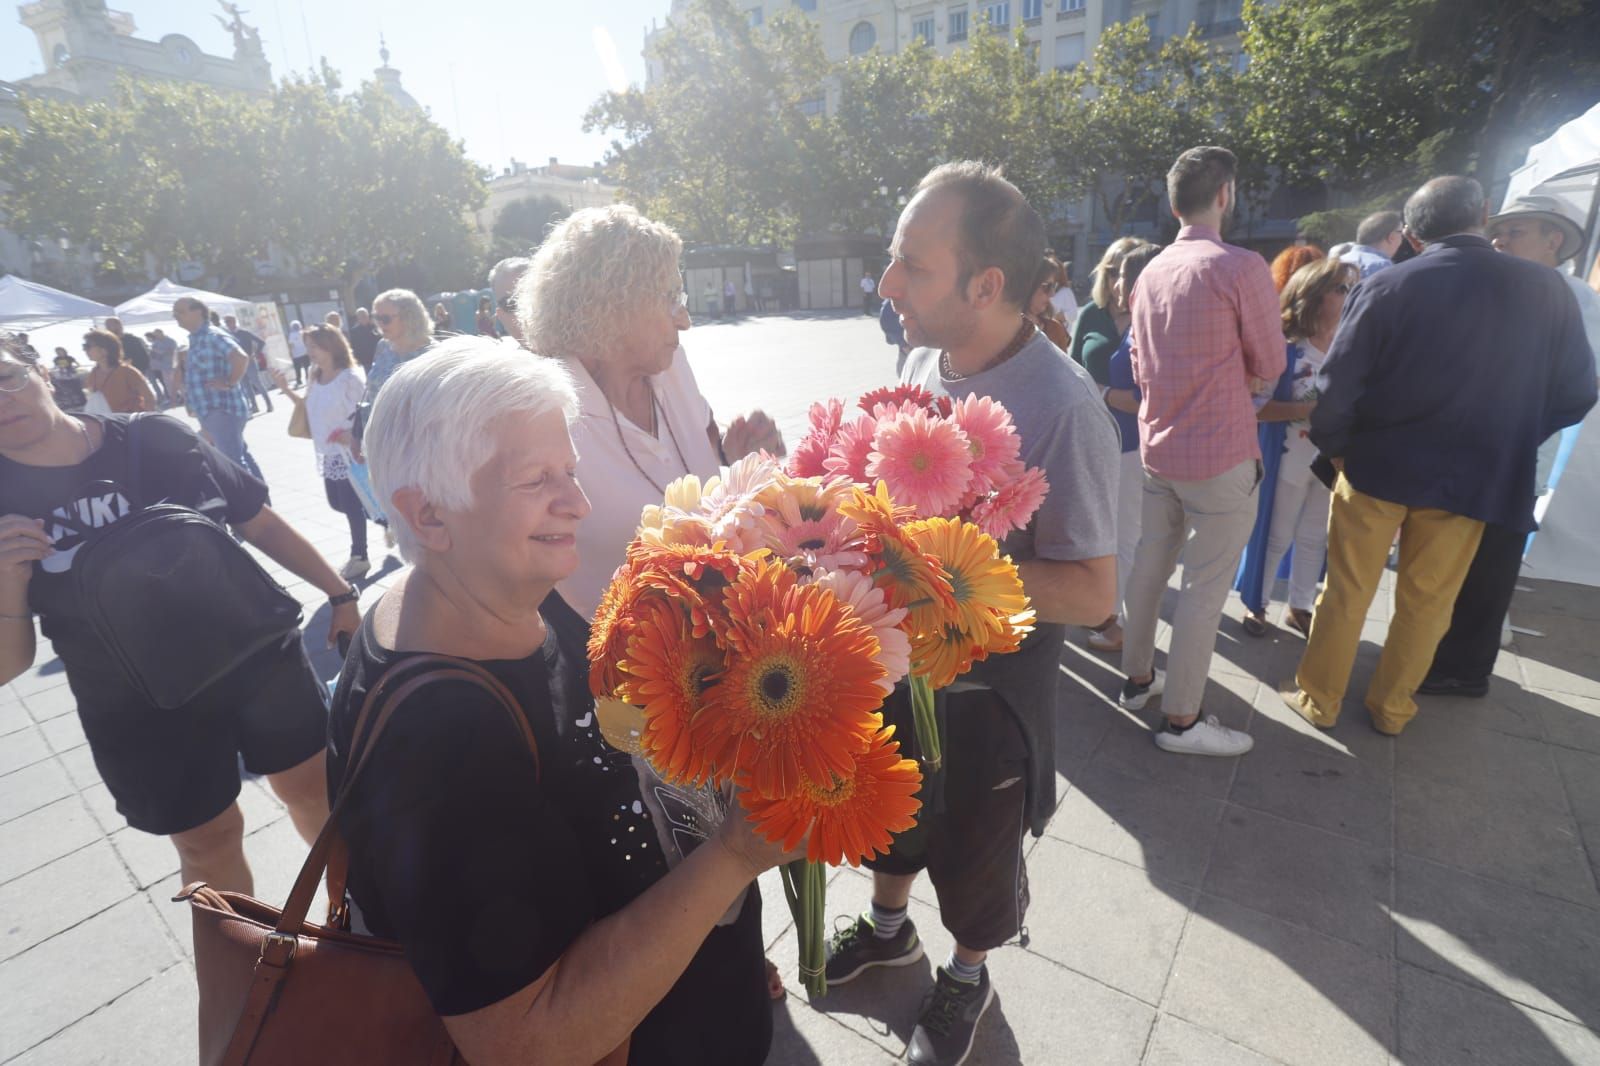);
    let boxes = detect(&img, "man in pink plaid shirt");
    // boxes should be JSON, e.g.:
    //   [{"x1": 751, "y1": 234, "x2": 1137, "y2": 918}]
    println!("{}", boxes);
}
[{"x1": 1118, "y1": 146, "x2": 1286, "y2": 757}]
